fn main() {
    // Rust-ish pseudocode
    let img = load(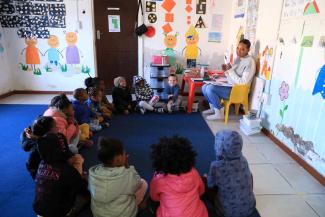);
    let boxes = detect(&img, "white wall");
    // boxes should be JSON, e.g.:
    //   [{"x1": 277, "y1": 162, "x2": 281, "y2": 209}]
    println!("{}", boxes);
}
[
  {"x1": 0, "y1": 25, "x2": 14, "y2": 95},
  {"x1": 141, "y1": 0, "x2": 233, "y2": 81},
  {"x1": 2, "y1": 0, "x2": 96, "y2": 92}
]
